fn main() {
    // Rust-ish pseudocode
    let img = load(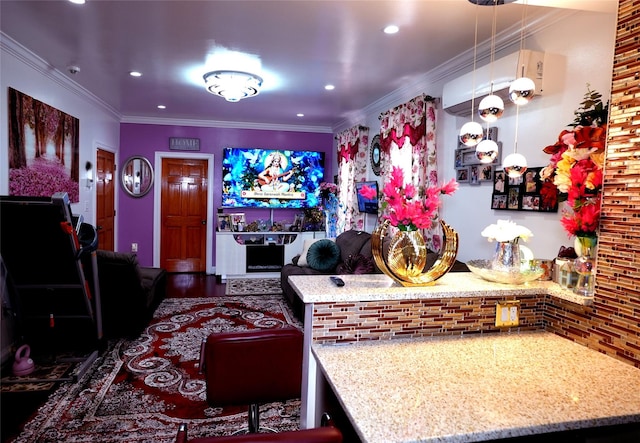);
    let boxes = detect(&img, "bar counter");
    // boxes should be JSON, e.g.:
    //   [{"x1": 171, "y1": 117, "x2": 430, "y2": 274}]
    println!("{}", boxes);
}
[
  {"x1": 289, "y1": 272, "x2": 592, "y2": 306},
  {"x1": 313, "y1": 331, "x2": 640, "y2": 442}
]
